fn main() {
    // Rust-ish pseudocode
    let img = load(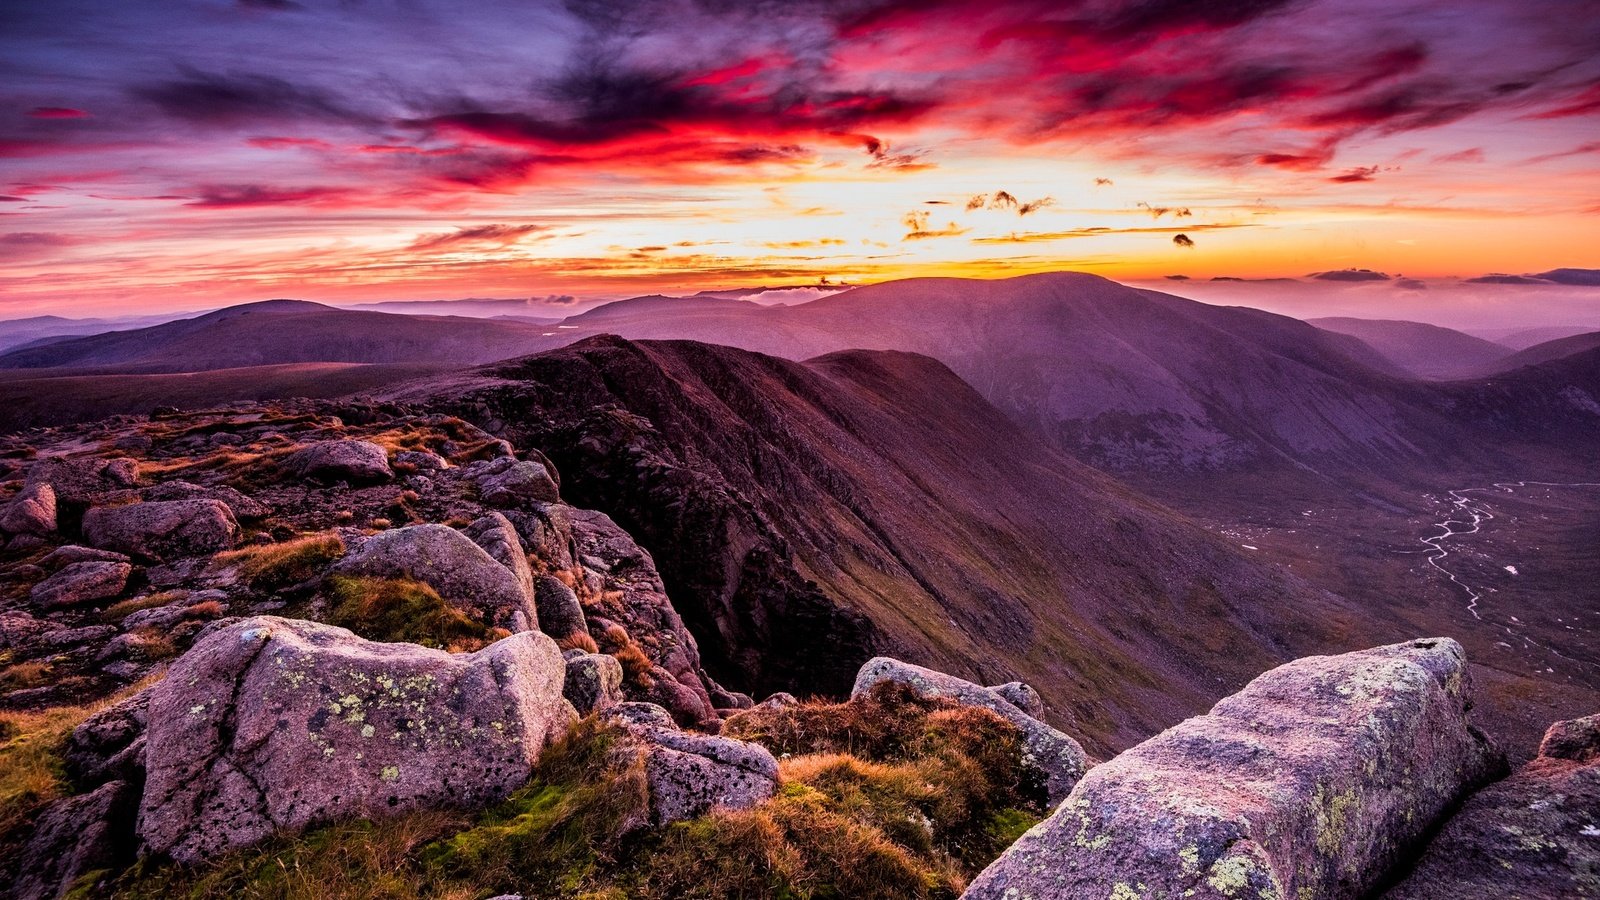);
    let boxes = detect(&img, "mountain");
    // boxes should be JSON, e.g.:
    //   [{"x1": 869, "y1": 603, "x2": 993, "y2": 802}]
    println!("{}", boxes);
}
[
  {"x1": 0, "y1": 312, "x2": 177, "y2": 353},
  {"x1": 383, "y1": 335, "x2": 1405, "y2": 753},
  {"x1": 345, "y1": 297, "x2": 569, "y2": 321},
  {"x1": 1308, "y1": 316, "x2": 1512, "y2": 380},
  {"x1": 1478, "y1": 330, "x2": 1600, "y2": 375},
  {"x1": 0, "y1": 299, "x2": 562, "y2": 374}
]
